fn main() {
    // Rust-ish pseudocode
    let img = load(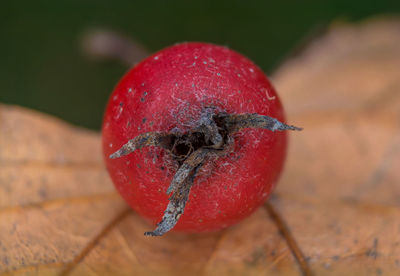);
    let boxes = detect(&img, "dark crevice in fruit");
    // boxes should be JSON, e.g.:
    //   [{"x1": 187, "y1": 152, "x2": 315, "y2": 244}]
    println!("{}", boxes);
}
[
  {"x1": 110, "y1": 108, "x2": 302, "y2": 236},
  {"x1": 170, "y1": 132, "x2": 206, "y2": 164}
]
